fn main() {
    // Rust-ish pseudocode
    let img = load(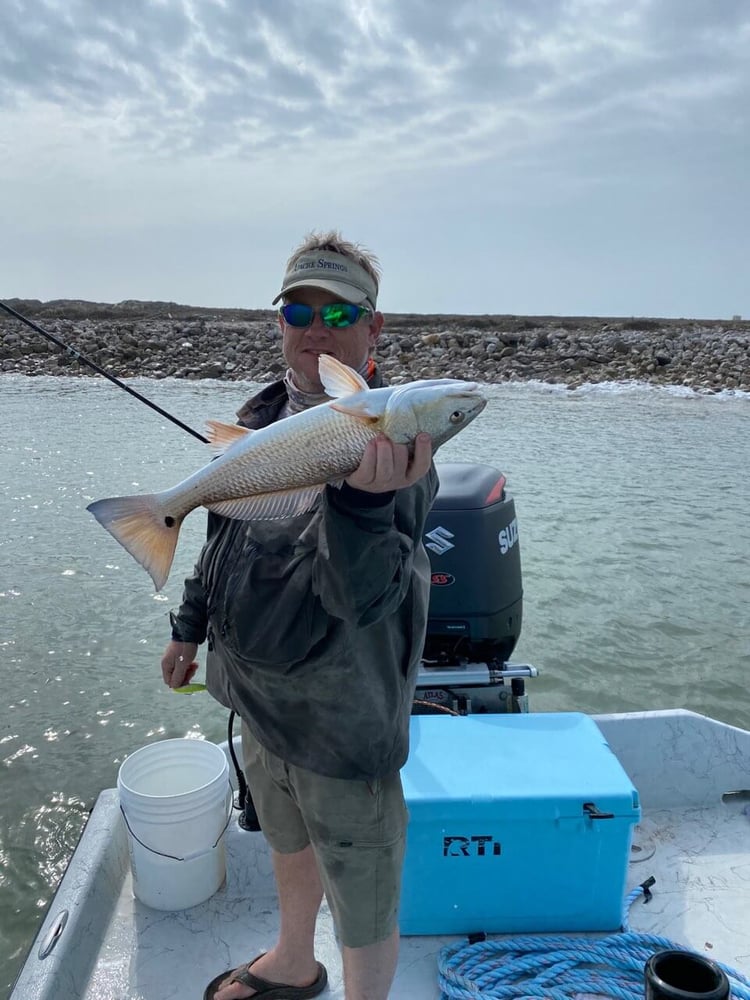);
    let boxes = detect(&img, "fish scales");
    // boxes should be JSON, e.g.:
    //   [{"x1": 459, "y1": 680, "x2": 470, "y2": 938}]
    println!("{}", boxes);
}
[{"x1": 166, "y1": 407, "x2": 378, "y2": 515}]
